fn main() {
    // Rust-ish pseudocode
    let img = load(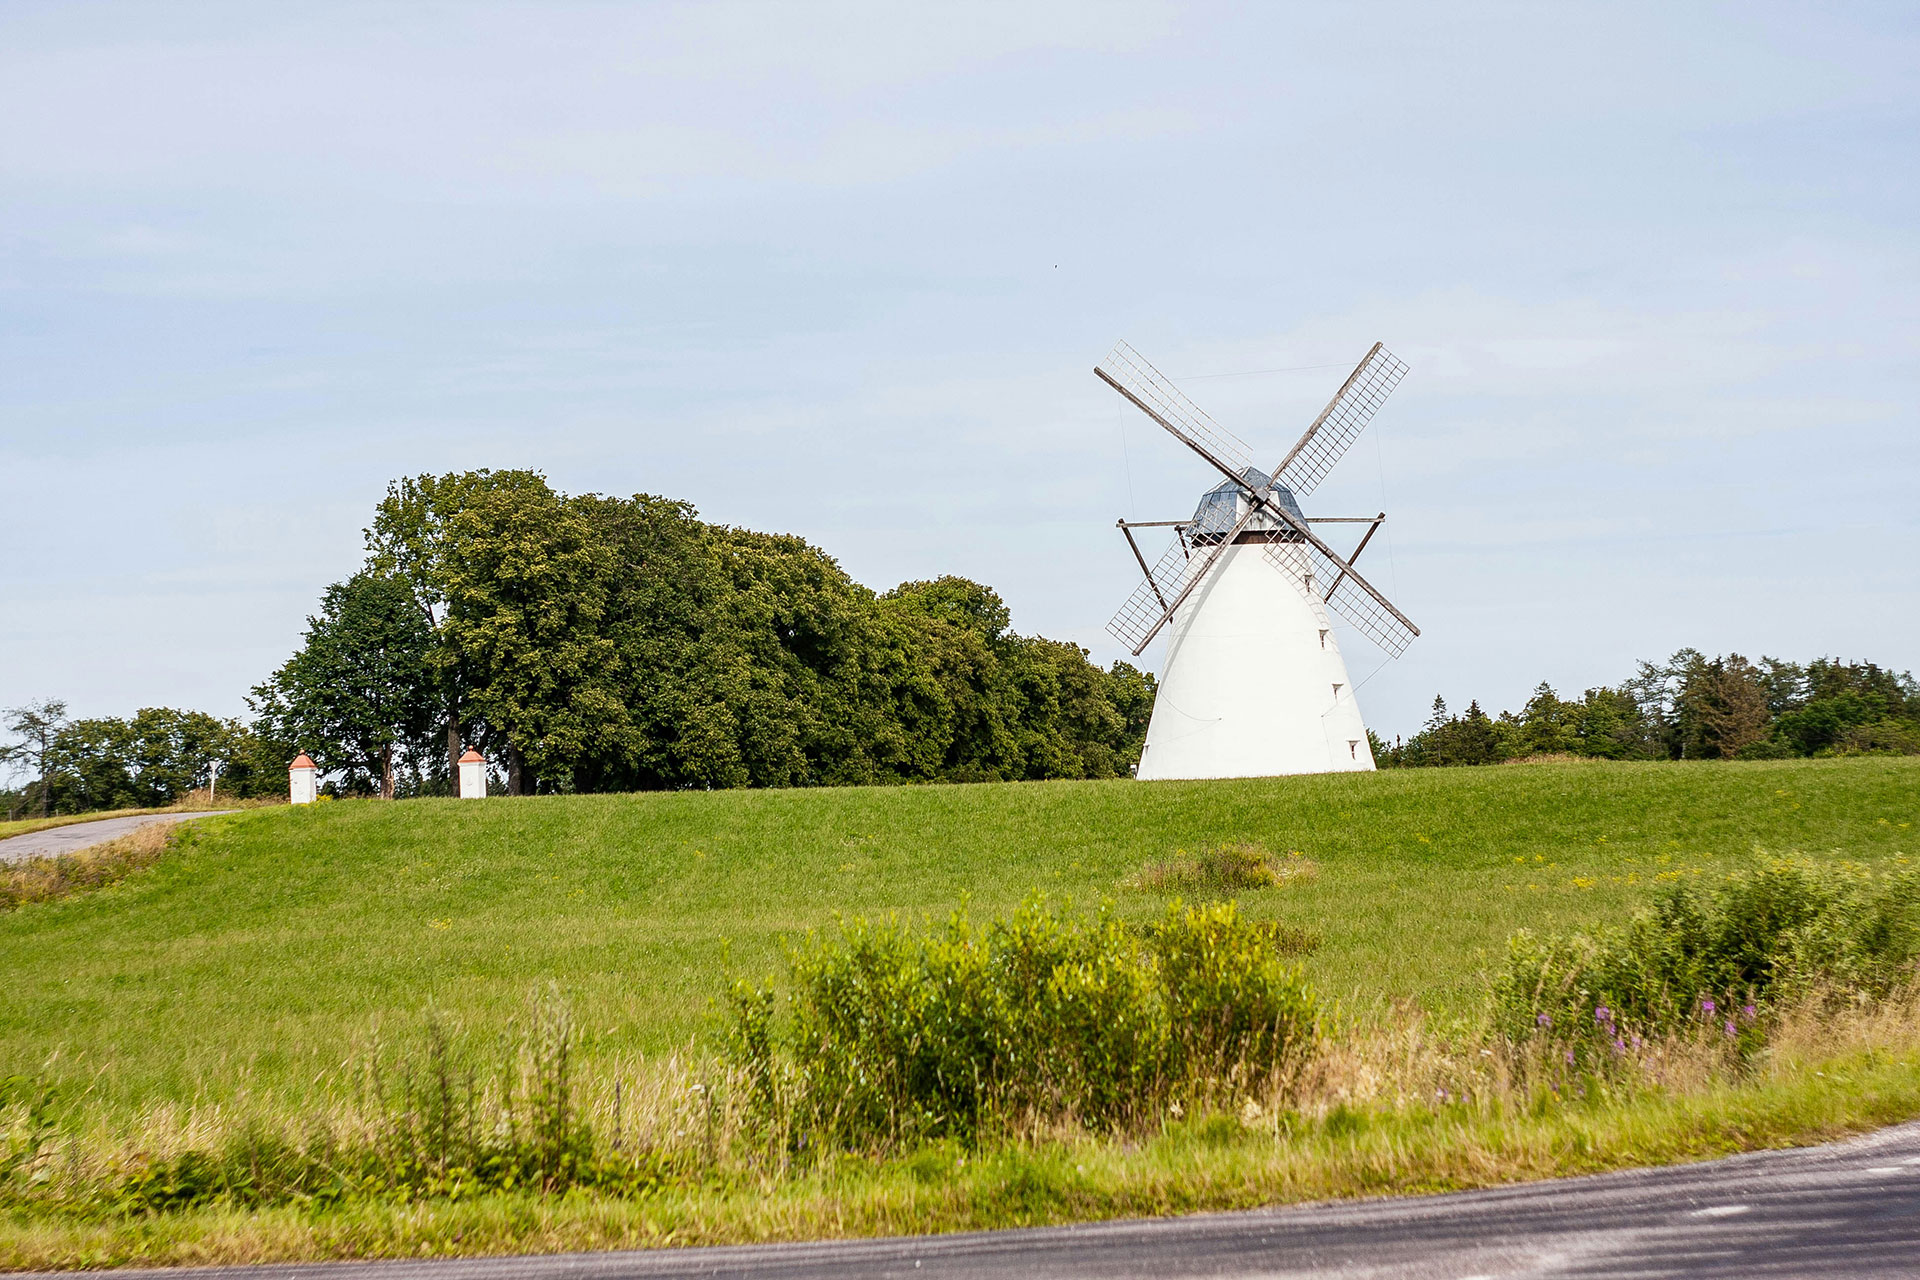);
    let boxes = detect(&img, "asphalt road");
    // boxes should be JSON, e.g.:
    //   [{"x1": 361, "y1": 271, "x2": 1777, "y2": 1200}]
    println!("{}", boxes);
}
[
  {"x1": 0, "y1": 811, "x2": 237, "y2": 865},
  {"x1": 41, "y1": 1120, "x2": 1920, "y2": 1279}
]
